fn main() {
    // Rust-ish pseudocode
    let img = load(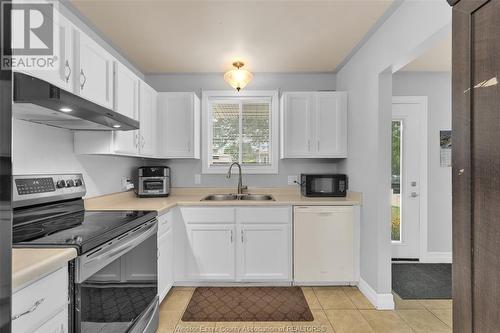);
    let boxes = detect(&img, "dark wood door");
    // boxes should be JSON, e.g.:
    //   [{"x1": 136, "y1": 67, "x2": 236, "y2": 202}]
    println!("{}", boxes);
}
[{"x1": 451, "y1": 0, "x2": 500, "y2": 331}]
